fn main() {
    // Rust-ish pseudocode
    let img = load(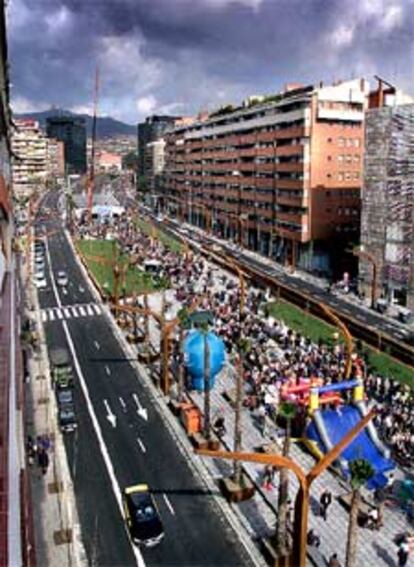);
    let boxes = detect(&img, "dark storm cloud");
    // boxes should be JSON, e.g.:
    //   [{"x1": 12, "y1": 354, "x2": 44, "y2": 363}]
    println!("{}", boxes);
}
[{"x1": 7, "y1": 0, "x2": 414, "y2": 123}]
